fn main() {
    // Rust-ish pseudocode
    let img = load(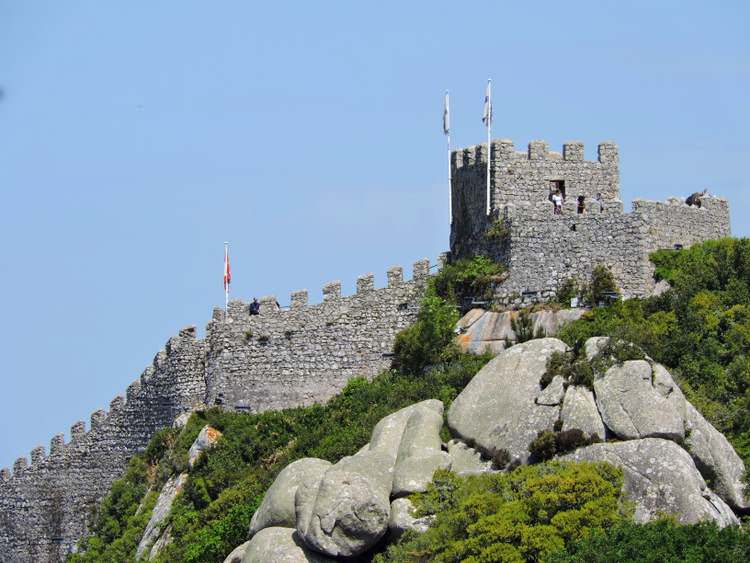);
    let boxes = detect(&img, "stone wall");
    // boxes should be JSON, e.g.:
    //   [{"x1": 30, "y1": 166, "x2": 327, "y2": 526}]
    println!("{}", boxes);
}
[
  {"x1": 449, "y1": 138, "x2": 731, "y2": 305},
  {"x1": 450, "y1": 139, "x2": 620, "y2": 258},
  {"x1": 495, "y1": 196, "x2": 730, "y2": 305},
  {"x1": 204, "y1": 260, "x2": 431, "y2": 411},
  {"x1": 0, "y1": 259, "x2": 436, "y2": 562},
  {"x1": 0, "y1": 329, "x2": 206, "y2": 562}
]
